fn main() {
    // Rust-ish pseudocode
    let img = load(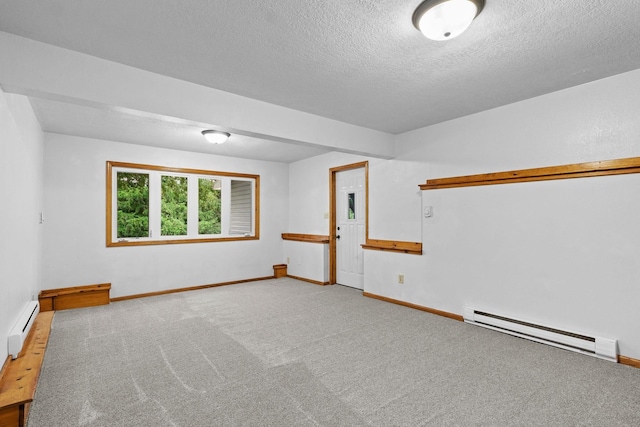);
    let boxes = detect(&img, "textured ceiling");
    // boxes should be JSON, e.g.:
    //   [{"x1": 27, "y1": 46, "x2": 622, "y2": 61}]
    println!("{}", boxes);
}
[{"x1": 2, "y1": 0, "x2": 640, "y2": 155}]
